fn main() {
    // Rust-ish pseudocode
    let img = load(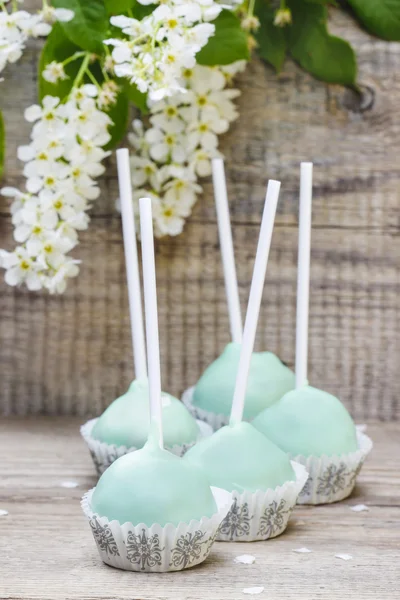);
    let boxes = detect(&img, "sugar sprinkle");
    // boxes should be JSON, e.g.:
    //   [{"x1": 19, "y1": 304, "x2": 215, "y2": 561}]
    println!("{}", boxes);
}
[
  {"x1": 350, "y1": 504, "x2": 369, "y2": 512},
  {"x1": 335, "y1": 554, "x2": 353, "y2": 561},
  {"x1": 0, "y1": 509, "x2": 8, "y2": 517},
  {"x1": 292, "y1": 547, "x2": 312, "y2": 553},
  {"x1": 243, "y1": 587, "x2": 264, "y2": 595},
  {"x1": 60, "y1": 481, "x2": 79, "y2": 488},
  {"x1": 235, "y1": 555, "x2": 256, "y2": 565}
]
